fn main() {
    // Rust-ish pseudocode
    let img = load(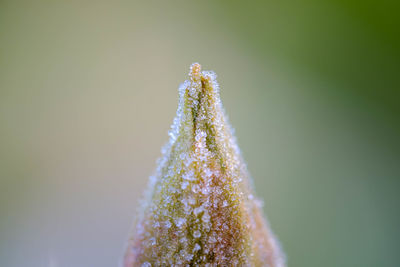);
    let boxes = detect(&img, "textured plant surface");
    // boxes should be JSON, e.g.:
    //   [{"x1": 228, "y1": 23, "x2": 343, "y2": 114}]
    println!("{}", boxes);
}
[{"x1": 124, "y1": 63, "x2": 285, "y2": 267}]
